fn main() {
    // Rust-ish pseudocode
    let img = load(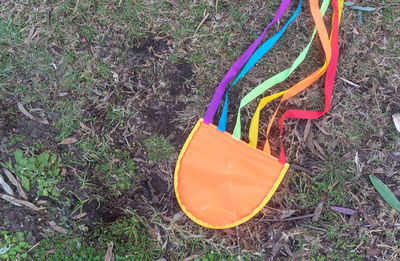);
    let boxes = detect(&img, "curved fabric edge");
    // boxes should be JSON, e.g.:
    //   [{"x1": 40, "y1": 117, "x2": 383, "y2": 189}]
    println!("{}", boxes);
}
[{"x1": 174, "y1": 118, "x2": 290, "y2": 229}]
